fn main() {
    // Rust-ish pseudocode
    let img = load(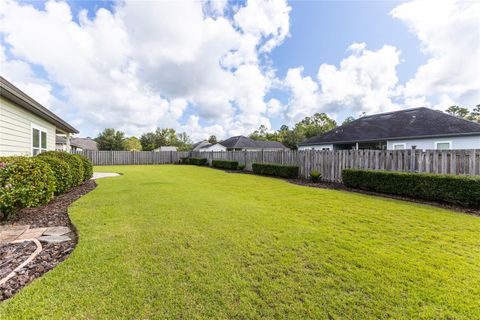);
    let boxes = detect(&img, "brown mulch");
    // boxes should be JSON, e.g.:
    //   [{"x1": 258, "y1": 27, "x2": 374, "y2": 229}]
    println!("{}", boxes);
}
[{"x1": 0, "y1": 180, "x2": 96, "y2": 301}]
